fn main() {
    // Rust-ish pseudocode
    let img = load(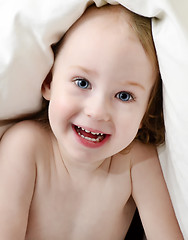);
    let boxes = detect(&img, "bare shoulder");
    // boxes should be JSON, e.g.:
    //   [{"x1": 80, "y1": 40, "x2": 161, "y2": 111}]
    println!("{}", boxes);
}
[
  {"x1": 111, "y1": 141, "x2": 158, "y2": 171},
  {"x1": 129, "y1": 140, "x2": 161, "y2": 188},
  {"x1": 0, "y1": 120, "x2": 51, "y2": 161},
  {"x1": 0, "y1": 120, "x2": 52, "y2": 193},
  {"x1": 1, "y1": 120, "x2": 50, "y2": 145},
  {"x1": 130, "y1": 140, "x2": 158, "y2": 166}
]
